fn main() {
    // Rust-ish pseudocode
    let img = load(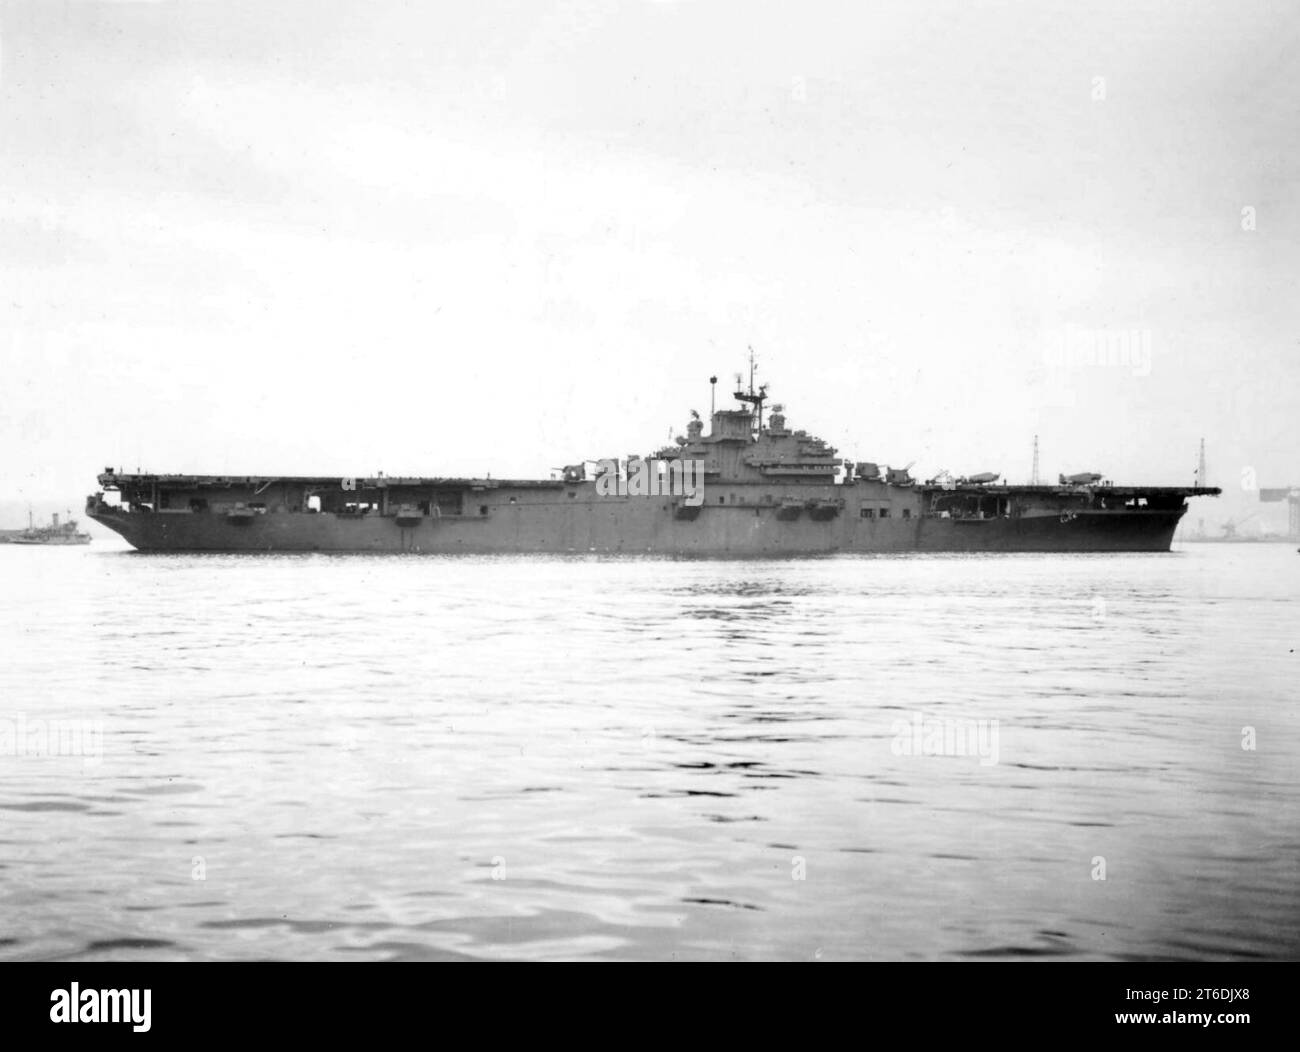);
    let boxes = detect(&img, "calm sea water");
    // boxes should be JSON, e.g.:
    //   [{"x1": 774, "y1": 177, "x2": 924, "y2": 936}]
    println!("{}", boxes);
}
[{"x1": 0, "y1": 537, "x2": 1296, "y2": 961}]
